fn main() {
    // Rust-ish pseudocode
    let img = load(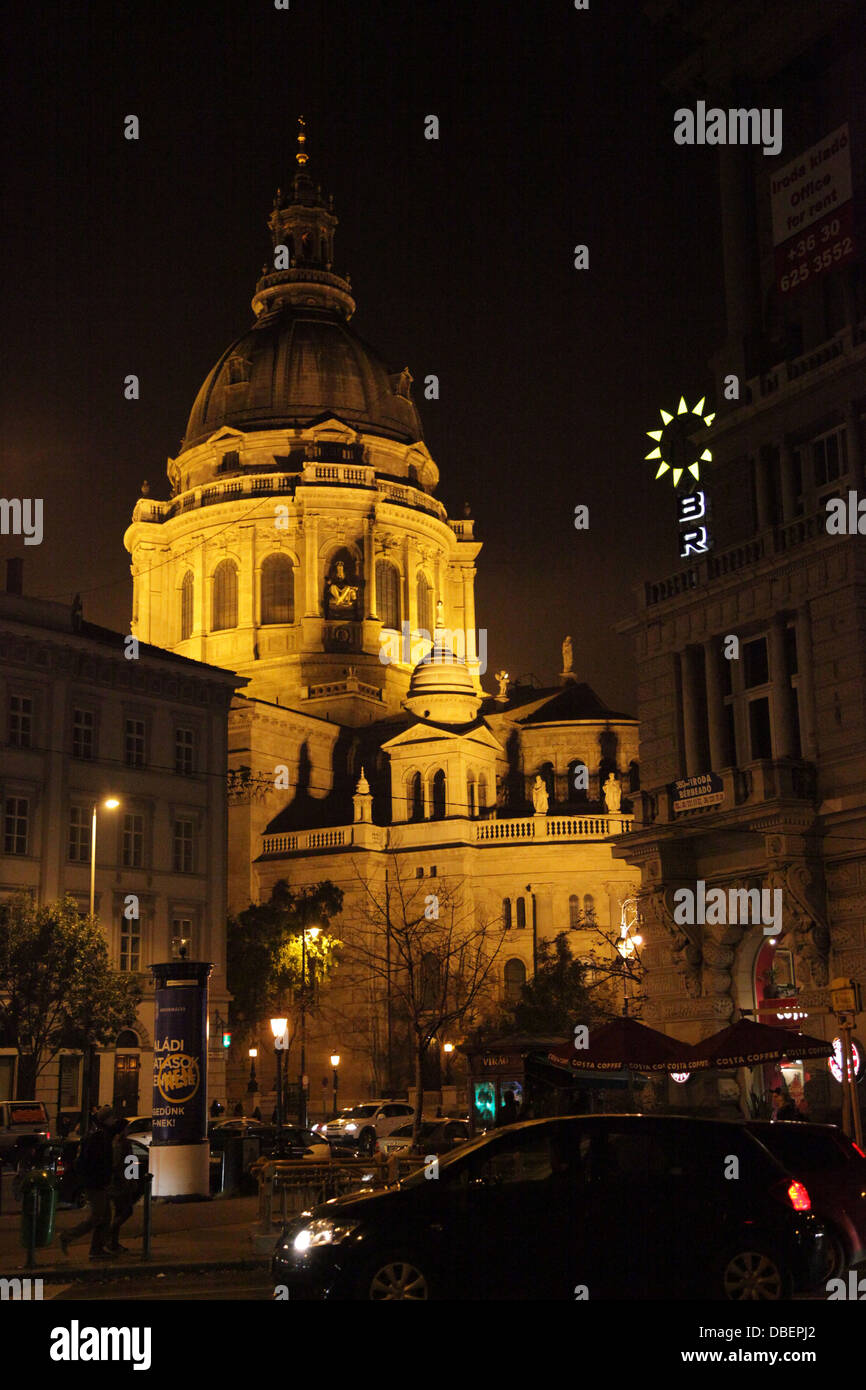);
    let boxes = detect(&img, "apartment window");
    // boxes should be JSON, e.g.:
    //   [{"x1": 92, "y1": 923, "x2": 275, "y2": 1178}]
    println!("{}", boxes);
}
[
  {"x1": 173, "y1": 819, "x2": 194, "y2": 873},
  {"x1": 124, "y1": 718, "x2": 146, "y2": 768},
  {"x1": 812, "y1": 426, "x2": 847, "y2": 487},
  {"x1": 171, "y1": 918, "x2": 193, "y2": 959},
  {"x1": 502, "y1": 897, "x2": 512, "y2": 930},
  {"x1": 8, "y1": 694, "x2": 32, "y2": 748},
  {"x1": 68, "y1": 806, "x2": 90, "y2": 862},
  {"x1": 58, "y1": 1054, "x2": 81, "y2": 1109},
  {"x1": 175, "y1": 727, "x2": 195, "y2": 775},
  {"x1": 467, "y1": 772, "x2": 476, "y2": 817},
  {"x1": 743, "y1": 638, "x2": 769, "y2": 689},
  {"x1": 3, "y1": 797, "x2": 29, "y2": 855},
  {"x1": 516, "y1": 897, "x2": 526, "y2": 930},
  {"x1": 72, "y1": 707, "x2": 95, "y2": 760},
  {"x1": 749, "y1": 697, "x2": 773, "y2": 761},
  {"x1": 568, "y1": 894, "x2": 580, "y2": 928},
  {"x1": 122, "y1": 813, "x2": 144, "y2": 868},
  {"x1": 120, "y1": 916, "x2": 141, "y2": 973}
]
